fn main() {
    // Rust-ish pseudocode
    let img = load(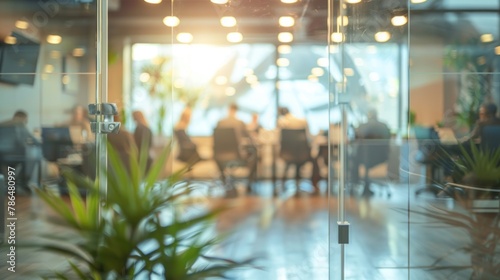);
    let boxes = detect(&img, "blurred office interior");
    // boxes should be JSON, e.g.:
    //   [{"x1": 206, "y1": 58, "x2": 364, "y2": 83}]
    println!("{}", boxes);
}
[{"x1": 1, "y1": 0, "x2": 500, "y2": 279}]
